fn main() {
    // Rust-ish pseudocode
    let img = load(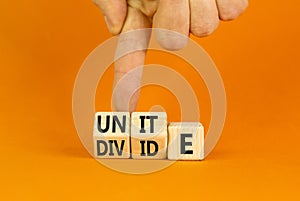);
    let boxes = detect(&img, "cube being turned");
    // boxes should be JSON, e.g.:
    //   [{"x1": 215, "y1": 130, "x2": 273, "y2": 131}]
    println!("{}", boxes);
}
[
  {"x1": 168, "y1": 122, "x2": 204, "y2": 160},
  {"x1": 93, "y1": 112, "x2": 130, "y2": 158},
  {"x1": 131, "y1": 112, "x2": 168, "y2": 159}
]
